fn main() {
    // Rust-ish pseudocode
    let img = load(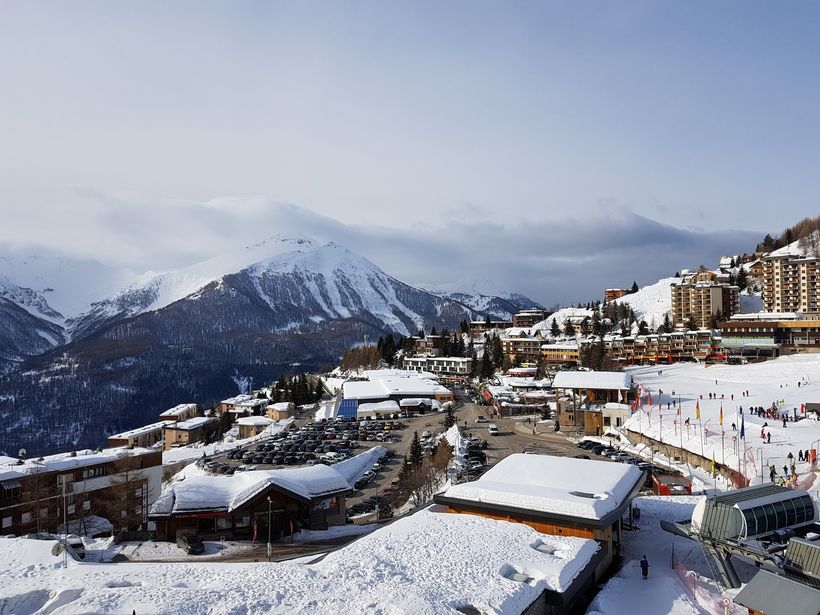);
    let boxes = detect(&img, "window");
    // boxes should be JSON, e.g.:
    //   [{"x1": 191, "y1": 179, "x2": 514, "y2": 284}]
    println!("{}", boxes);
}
[
  {"x1": 216, "y1": 517, "x2": 232, "y2": 530},
  {"x1": 83, "y1": 466, "x2": 105, "y2": 480},
  {"x1": 67, "y1": 504, "x2": 75, "y2": 514},
  {"x1": 21, "y1": 512, "x2": 31, "y2": 524},
  {"x1": 83, "y1": 501, "x2": 90, "y2": 511},
  {"x1": 1, "y1": 517, "x2": 10, "y2": 529},
  {"x1": 40, "y1": 508, "x2": 48, "y2": 519}
]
